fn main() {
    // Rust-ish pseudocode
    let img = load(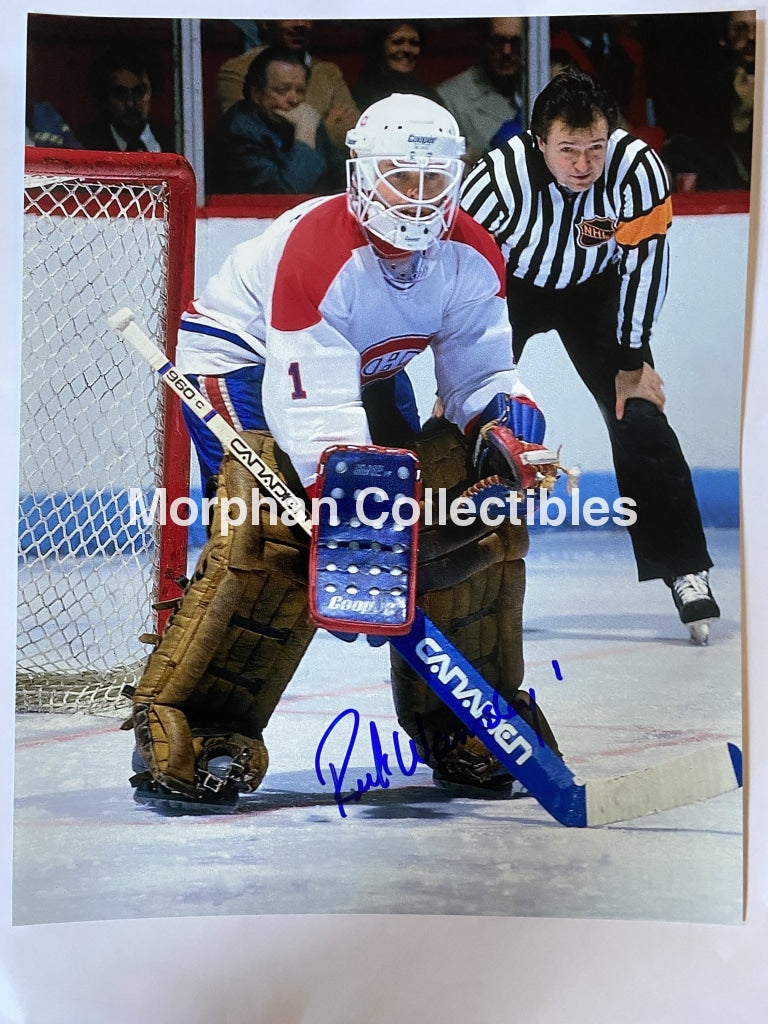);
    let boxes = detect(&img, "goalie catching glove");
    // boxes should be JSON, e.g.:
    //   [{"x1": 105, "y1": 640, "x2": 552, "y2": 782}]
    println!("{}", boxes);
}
[{"x1": 468, "y1": 394, "x2": 561, "y2": 493}]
